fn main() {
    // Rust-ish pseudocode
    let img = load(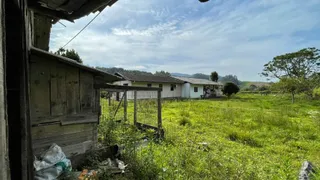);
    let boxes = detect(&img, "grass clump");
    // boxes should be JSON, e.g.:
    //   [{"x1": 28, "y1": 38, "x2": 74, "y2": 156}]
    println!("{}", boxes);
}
[{"x1": 179, "y1": 117, "x2": 192, "y2": 126}]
